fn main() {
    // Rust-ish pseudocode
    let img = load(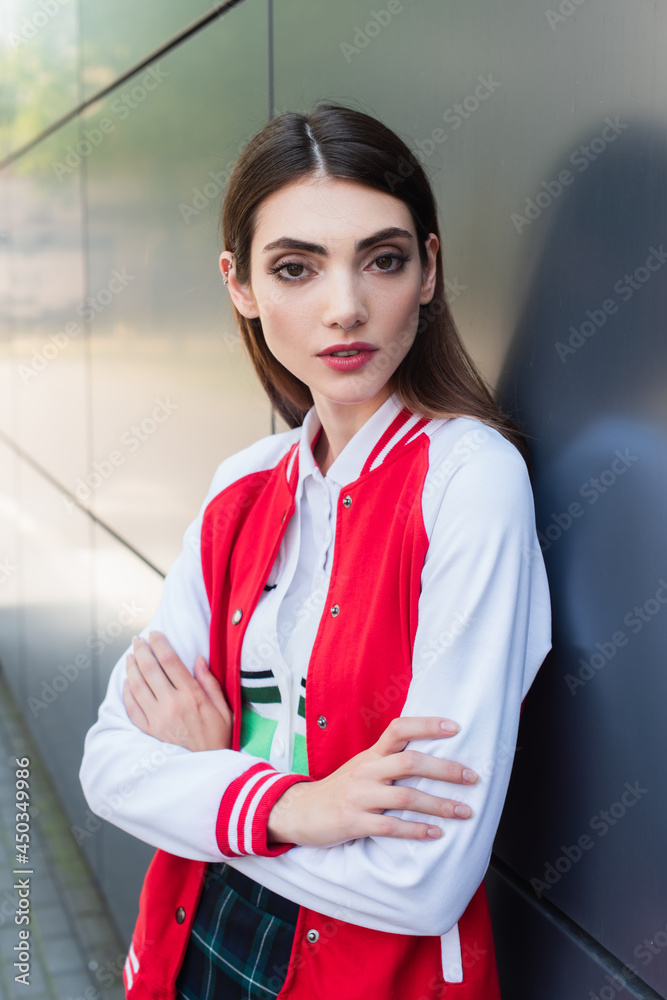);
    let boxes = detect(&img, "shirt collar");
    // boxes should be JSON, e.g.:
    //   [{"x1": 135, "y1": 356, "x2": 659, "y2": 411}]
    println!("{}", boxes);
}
[{"x1": 298, "y1": 392, "x2": 406, "y2": 489}]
